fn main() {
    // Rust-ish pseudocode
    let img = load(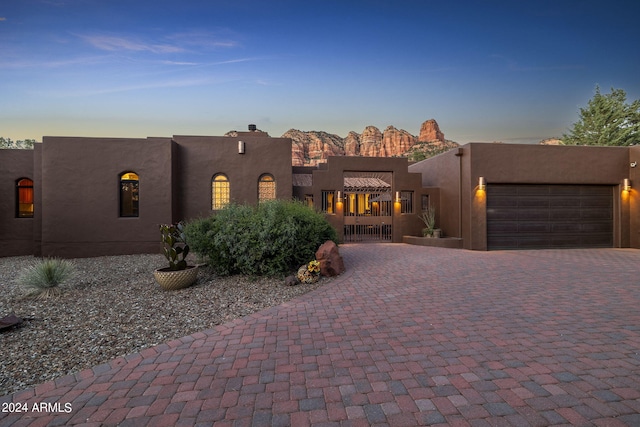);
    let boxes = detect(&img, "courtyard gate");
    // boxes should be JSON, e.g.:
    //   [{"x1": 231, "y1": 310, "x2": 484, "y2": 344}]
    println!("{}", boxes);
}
[{"x1": 342, "y1": 172, "x2": 393, "y2": 242}]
